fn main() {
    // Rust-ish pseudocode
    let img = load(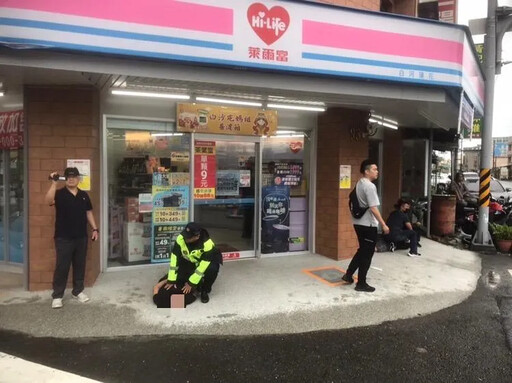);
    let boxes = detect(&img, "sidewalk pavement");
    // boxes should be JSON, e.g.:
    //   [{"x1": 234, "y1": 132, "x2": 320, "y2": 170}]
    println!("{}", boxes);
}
[{"x1": 0, "y1": 238, "x2": 481, "y2": 338}]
